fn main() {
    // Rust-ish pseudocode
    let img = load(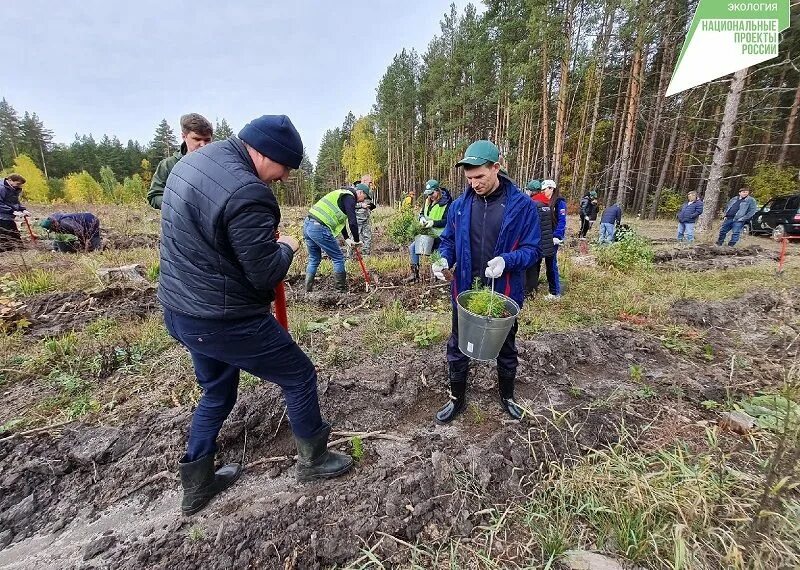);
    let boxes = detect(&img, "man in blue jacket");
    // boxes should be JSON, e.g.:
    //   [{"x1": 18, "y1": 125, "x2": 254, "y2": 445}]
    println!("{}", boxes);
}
[
  {"x1": 598, "y1": 203, "x2": 622, "y2": 244},
  {"x1": 717, "y1": 186, "x2": 758, "y2": 246},
  {"x1": 432, "y1": 140, "x2": 541, "y2": 422},
  {"x1": 159, "y1": 115, "x2": 352, "y2": 516},
  {"x1": 676, "y1": 191, "x2": 703, "y2": 243},
  {"x1": 39, "y1": 212, "x2": 102, "y2": 252}
]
